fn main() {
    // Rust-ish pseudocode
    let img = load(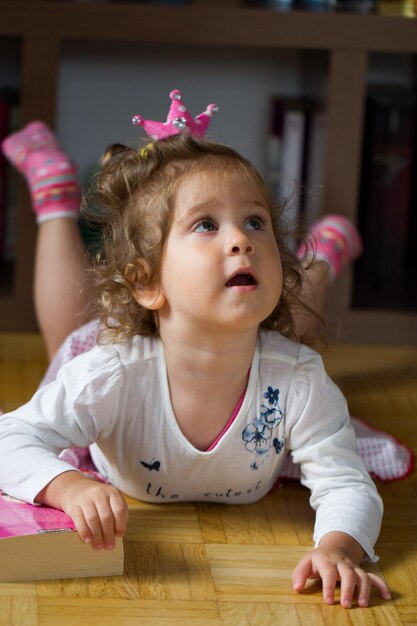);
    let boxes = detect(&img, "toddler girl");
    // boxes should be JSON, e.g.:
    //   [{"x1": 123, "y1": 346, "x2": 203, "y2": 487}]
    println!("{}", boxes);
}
[{"x1": 0, "y1": 96, "x2": 390, "y2": 608}]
